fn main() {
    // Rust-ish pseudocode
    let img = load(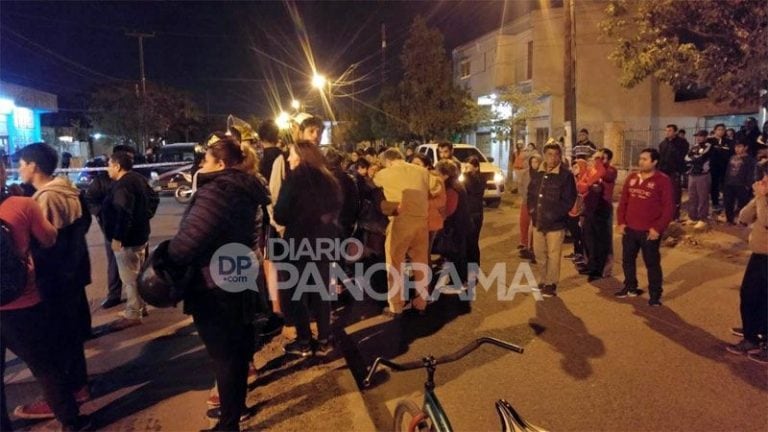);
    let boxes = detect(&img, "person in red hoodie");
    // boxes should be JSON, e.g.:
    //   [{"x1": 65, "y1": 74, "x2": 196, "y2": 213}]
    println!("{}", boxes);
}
[{"x1": 616, "y1": 148, "x2": 674, "y2": 306}]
